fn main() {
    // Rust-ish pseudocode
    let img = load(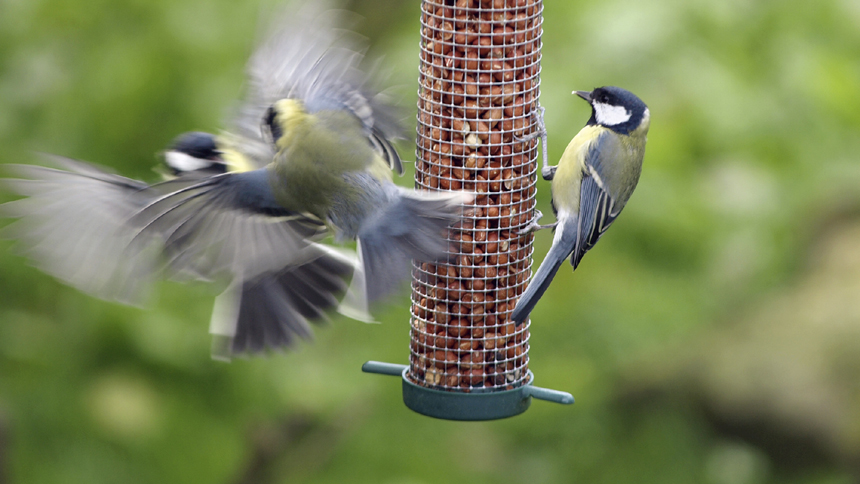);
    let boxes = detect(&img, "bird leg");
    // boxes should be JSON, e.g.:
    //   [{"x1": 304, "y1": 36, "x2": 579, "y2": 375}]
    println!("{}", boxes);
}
[
  {"x1": 518, "y1": 210, "x2": 557, "y2": 235},
  {"x1": 514, "y1": 105, "x2": 555, "y2": 181}
]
